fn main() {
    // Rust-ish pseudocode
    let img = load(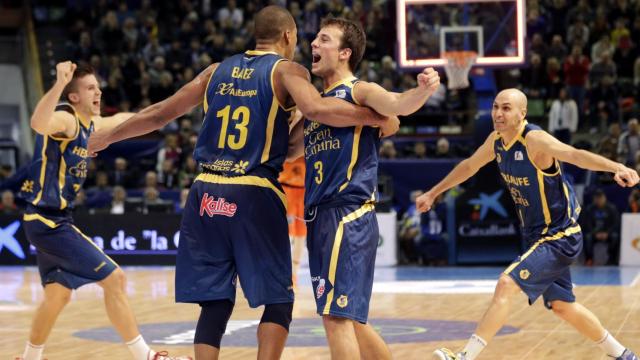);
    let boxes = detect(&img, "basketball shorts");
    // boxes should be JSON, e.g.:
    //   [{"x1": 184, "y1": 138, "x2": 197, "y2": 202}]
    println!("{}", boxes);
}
[
  {"x1": 283, "y1": 185, "x2": 306, "y2": 237},
  {"x1": 306, "y1": 202, "x2": 378, "y2": 323},
  {"x1": 23, "y1": 205, "x2": 118, "y2": 289},
  {"x1": 504, "y1": 225, "x2": 583, "y2": 309},
  {"x1": 175, "y1": 173, "x2": 294, "y2": 308}
]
